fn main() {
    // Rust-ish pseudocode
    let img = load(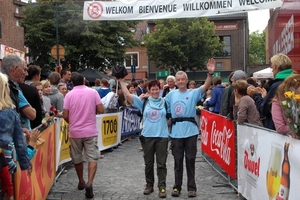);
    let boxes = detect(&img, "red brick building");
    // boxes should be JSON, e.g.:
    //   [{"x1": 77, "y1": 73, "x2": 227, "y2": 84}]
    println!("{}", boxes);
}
[{"x1": 0, "y1": 0, "x2": 26, "y2": 62}]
